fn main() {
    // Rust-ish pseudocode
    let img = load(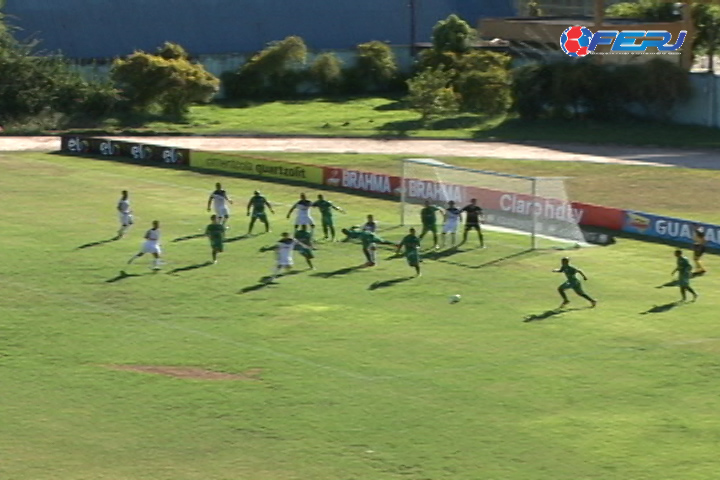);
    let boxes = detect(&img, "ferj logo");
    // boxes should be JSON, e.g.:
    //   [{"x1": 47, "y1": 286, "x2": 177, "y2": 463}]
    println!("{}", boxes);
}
[{"x1": 560, "y1": 25, "x2": 686, "y2": 57}]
